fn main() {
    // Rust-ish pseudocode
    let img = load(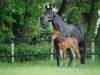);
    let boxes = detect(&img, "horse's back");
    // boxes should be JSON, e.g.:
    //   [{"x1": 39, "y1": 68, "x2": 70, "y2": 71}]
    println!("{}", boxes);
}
[{"x1": 61, "y1": 24, "x2": 83, "y2": 42}]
